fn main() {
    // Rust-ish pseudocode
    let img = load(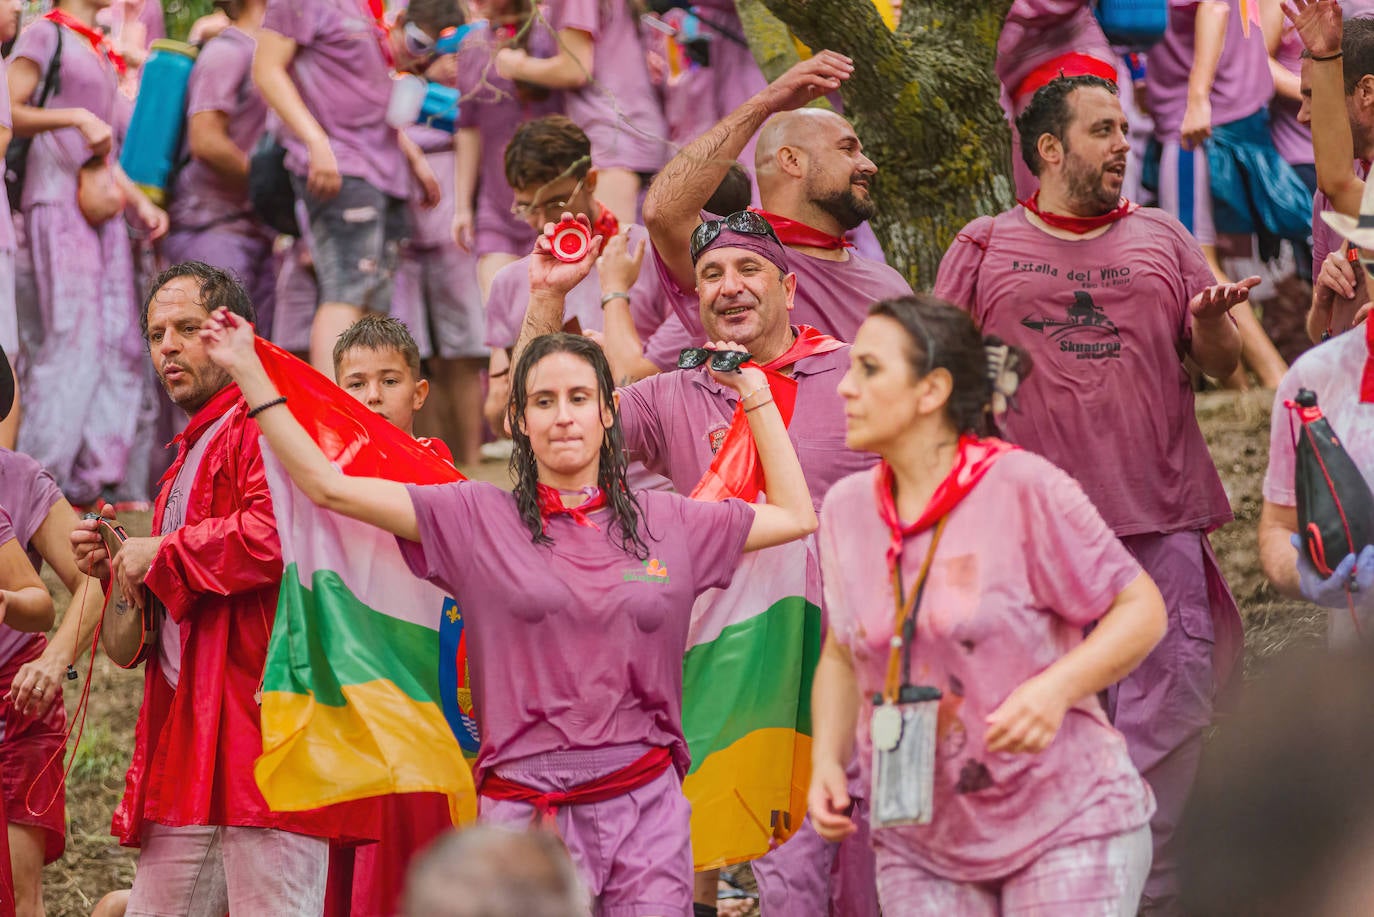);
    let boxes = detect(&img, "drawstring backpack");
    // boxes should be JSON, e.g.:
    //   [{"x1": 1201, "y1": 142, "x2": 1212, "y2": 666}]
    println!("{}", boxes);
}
[{"x1": 1286, "y1": 388, "x2": 1374, "y2": 577}]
